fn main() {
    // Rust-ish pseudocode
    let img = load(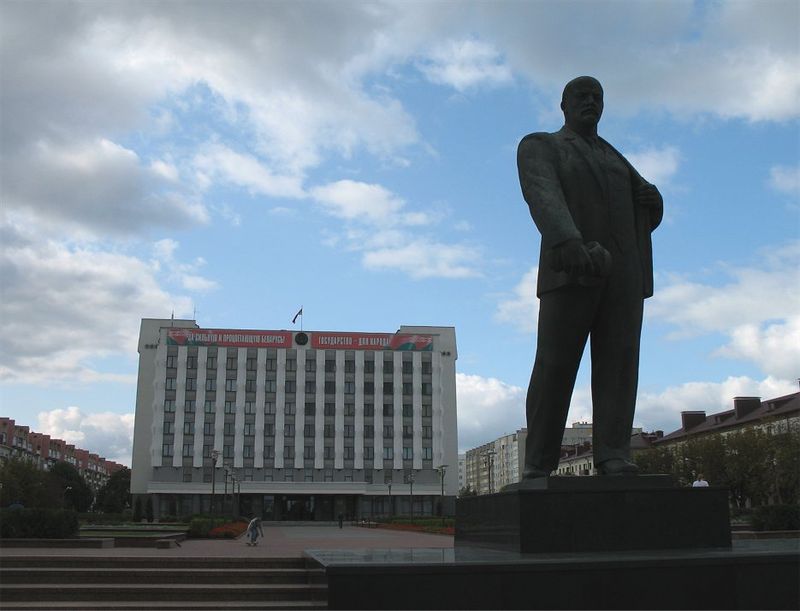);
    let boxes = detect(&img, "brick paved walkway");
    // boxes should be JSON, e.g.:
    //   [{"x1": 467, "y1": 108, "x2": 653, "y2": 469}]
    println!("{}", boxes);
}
[{"x1": 0, "y1": 525, "x2": 453, "y2": 558}]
